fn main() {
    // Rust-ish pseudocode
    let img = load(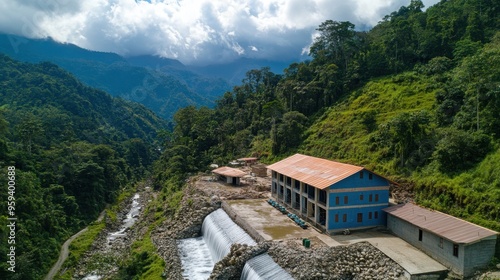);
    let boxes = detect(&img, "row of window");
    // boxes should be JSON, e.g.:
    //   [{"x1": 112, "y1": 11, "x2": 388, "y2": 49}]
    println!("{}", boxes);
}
[
  {"x1": 333, "y1": 211, "x2": 379, "y2": 223},
  {"x1": 334, "y1": 193, "x2": 379, "y2": 205}
]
